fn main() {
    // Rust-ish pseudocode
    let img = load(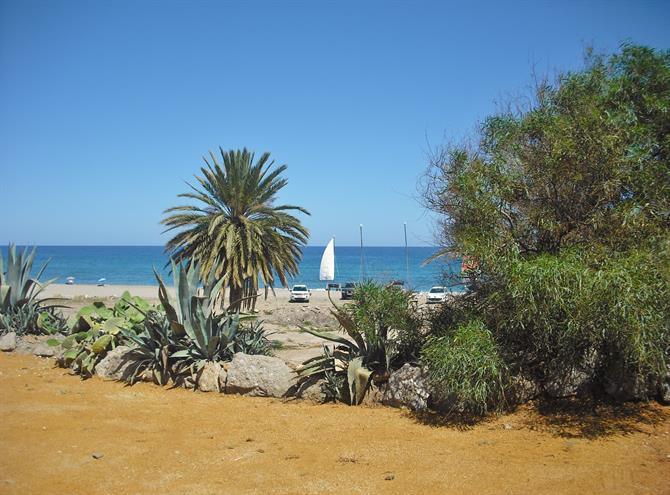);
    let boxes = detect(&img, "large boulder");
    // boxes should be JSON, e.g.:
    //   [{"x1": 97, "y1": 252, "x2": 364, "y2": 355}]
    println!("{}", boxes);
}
[
  {"x1": 382, "y1": 364, "x2": 431, "y2": 411},
  {"x1": 197, "y1": 361, "x2": 226, "y2": 393},
  {"x1": 94, "y1": 345, "x2": 134, "y2": 381},
  {"x1": 0, "y1": 332, "x2": 17, "y2": 352},
  {"x1": 225, "y1": 353, "x2": 294, "y2": 398}
]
